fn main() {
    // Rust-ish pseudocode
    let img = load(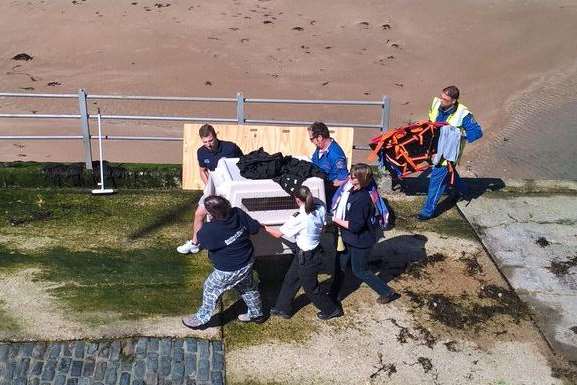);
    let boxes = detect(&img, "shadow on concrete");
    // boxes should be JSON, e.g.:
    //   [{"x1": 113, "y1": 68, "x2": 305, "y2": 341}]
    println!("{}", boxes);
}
[
  {"x1": 214, "y1": 234, "x2": 430, "y2": 325},
  {"x1": 398, "y1": 173, "x2": 506, "y2": 217}
]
